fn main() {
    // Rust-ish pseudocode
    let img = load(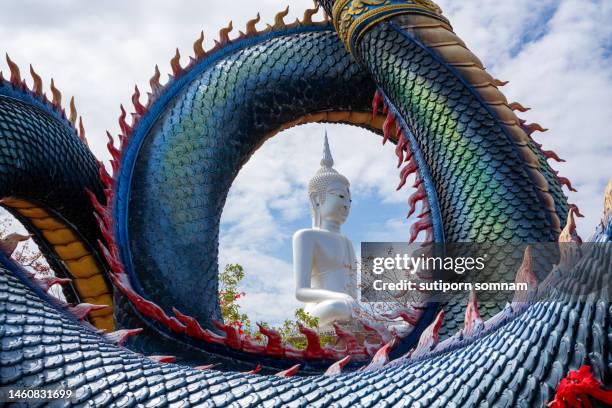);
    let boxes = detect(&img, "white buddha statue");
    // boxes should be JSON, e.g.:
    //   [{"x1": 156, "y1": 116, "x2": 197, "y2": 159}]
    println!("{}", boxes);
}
[{"x1": 293, "y1": 133, "x2": 360, "y2": 328}]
